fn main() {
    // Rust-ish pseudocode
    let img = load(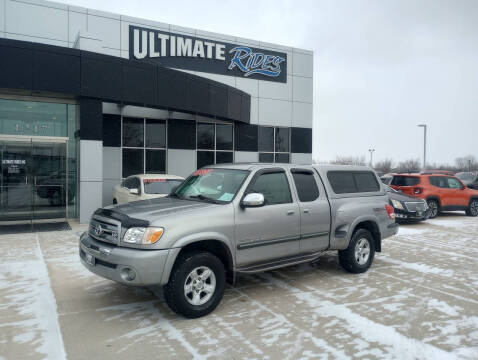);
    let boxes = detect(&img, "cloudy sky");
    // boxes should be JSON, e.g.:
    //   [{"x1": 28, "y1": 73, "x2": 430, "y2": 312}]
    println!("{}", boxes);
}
[{"x1": 65, "y1": 0, "x2": 478, "y2": 166}]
